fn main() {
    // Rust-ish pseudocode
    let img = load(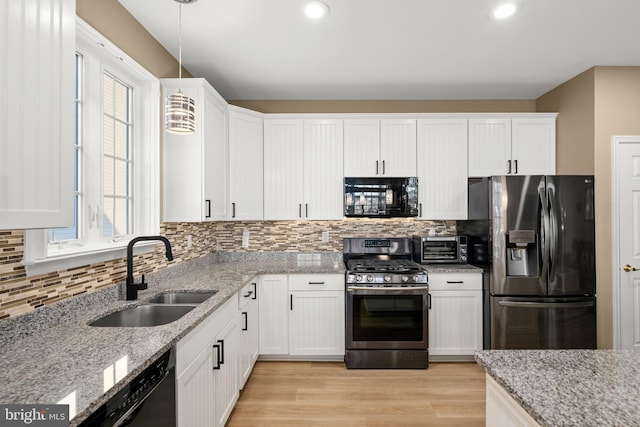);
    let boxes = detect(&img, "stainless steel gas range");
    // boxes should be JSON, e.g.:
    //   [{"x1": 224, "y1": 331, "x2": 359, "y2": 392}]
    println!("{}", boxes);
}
[{"x1": 344, "y1": 238, "x2": 429, "y2": 369}]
